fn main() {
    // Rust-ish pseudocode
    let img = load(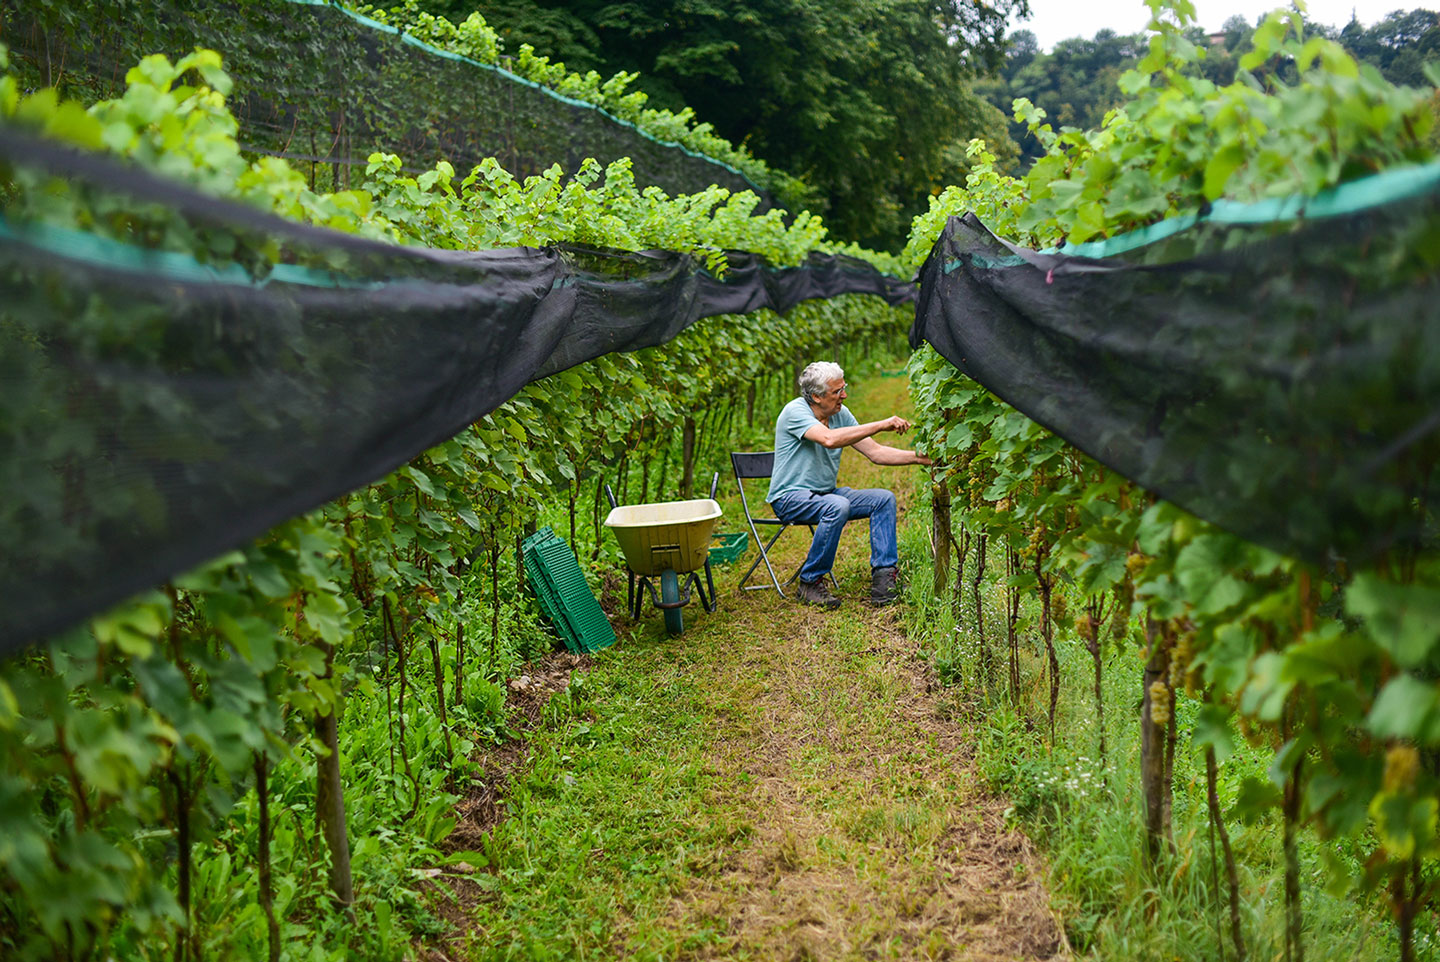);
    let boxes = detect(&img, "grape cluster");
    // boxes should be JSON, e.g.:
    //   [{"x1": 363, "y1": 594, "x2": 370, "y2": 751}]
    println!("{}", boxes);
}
[
  {"x1": 1149, "y1": 679, "x2": 1172, "y2": 727},
  {"x1": 967, "y1": 472, "x2": 986, "y2": 509},
  {"x1": 1169, "y1": 631, "x2": 1194, "y2": 689},
  {"x1": 1052, "y1": 593, "x2": 1069, "y2": 629},
  {"x1": 1112, "y1": 586, "x2": 1134, "y2": 639},
  {"x1": 1383, "y1": 744, "x2": 1420, "y2": 793},
  {"x1": 1024, "y1": 521, "x2": 1047, "y2": 560}
]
